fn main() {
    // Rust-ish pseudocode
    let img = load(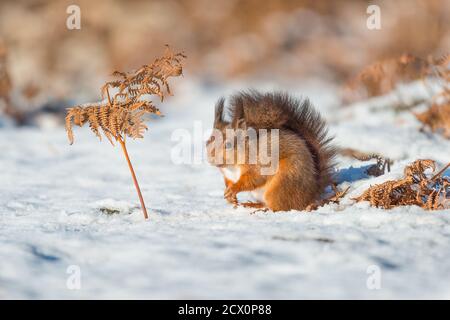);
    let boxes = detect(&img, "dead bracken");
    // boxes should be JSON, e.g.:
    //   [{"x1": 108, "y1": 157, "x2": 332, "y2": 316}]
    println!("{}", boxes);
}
[
  {"x1": 65, "y1": 46, "x2": 186, "y2": 219},
  {"x1": 338, "y1": 148, "x2": 392, "y2": 177},
  {"x1": 344, "y1": 53, "x2": 450, "y2": 140},
  {"x1": 415, "y1": 54, "x2": 450, "y2": 139},
  {"x1": 354, "y1": 159, "x2": 450, "y2": 210}
]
